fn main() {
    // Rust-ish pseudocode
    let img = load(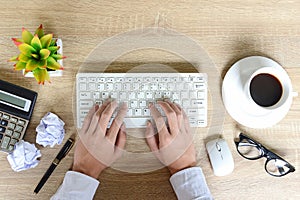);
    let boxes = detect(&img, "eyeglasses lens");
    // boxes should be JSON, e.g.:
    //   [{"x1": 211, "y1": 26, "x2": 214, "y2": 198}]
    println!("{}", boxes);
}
[
  {"x1": 266, "y1": 159, "x2": 291, "y2": 176},
  {"x1": 238, "y1": 139, "x2": 262, "y2": 159}
]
